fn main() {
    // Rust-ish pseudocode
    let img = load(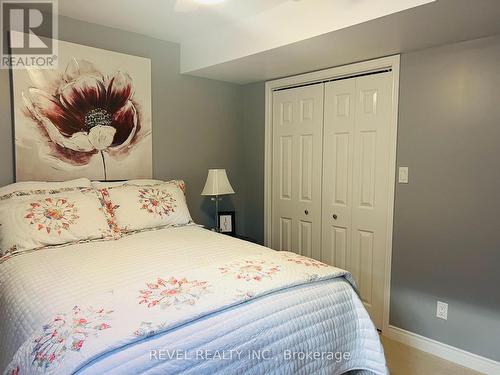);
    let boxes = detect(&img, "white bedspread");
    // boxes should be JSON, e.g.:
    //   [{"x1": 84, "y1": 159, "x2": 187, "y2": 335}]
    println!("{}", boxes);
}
[{"x1": 0, "y1": 226, "x2": 387, "y2": 375}]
